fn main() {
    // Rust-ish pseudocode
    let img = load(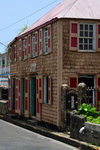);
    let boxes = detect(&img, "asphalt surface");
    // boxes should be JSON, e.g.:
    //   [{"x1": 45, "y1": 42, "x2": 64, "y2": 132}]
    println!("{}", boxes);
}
[{"x1": 0, "y1": 119, "x2": 78, "y2": 150}]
